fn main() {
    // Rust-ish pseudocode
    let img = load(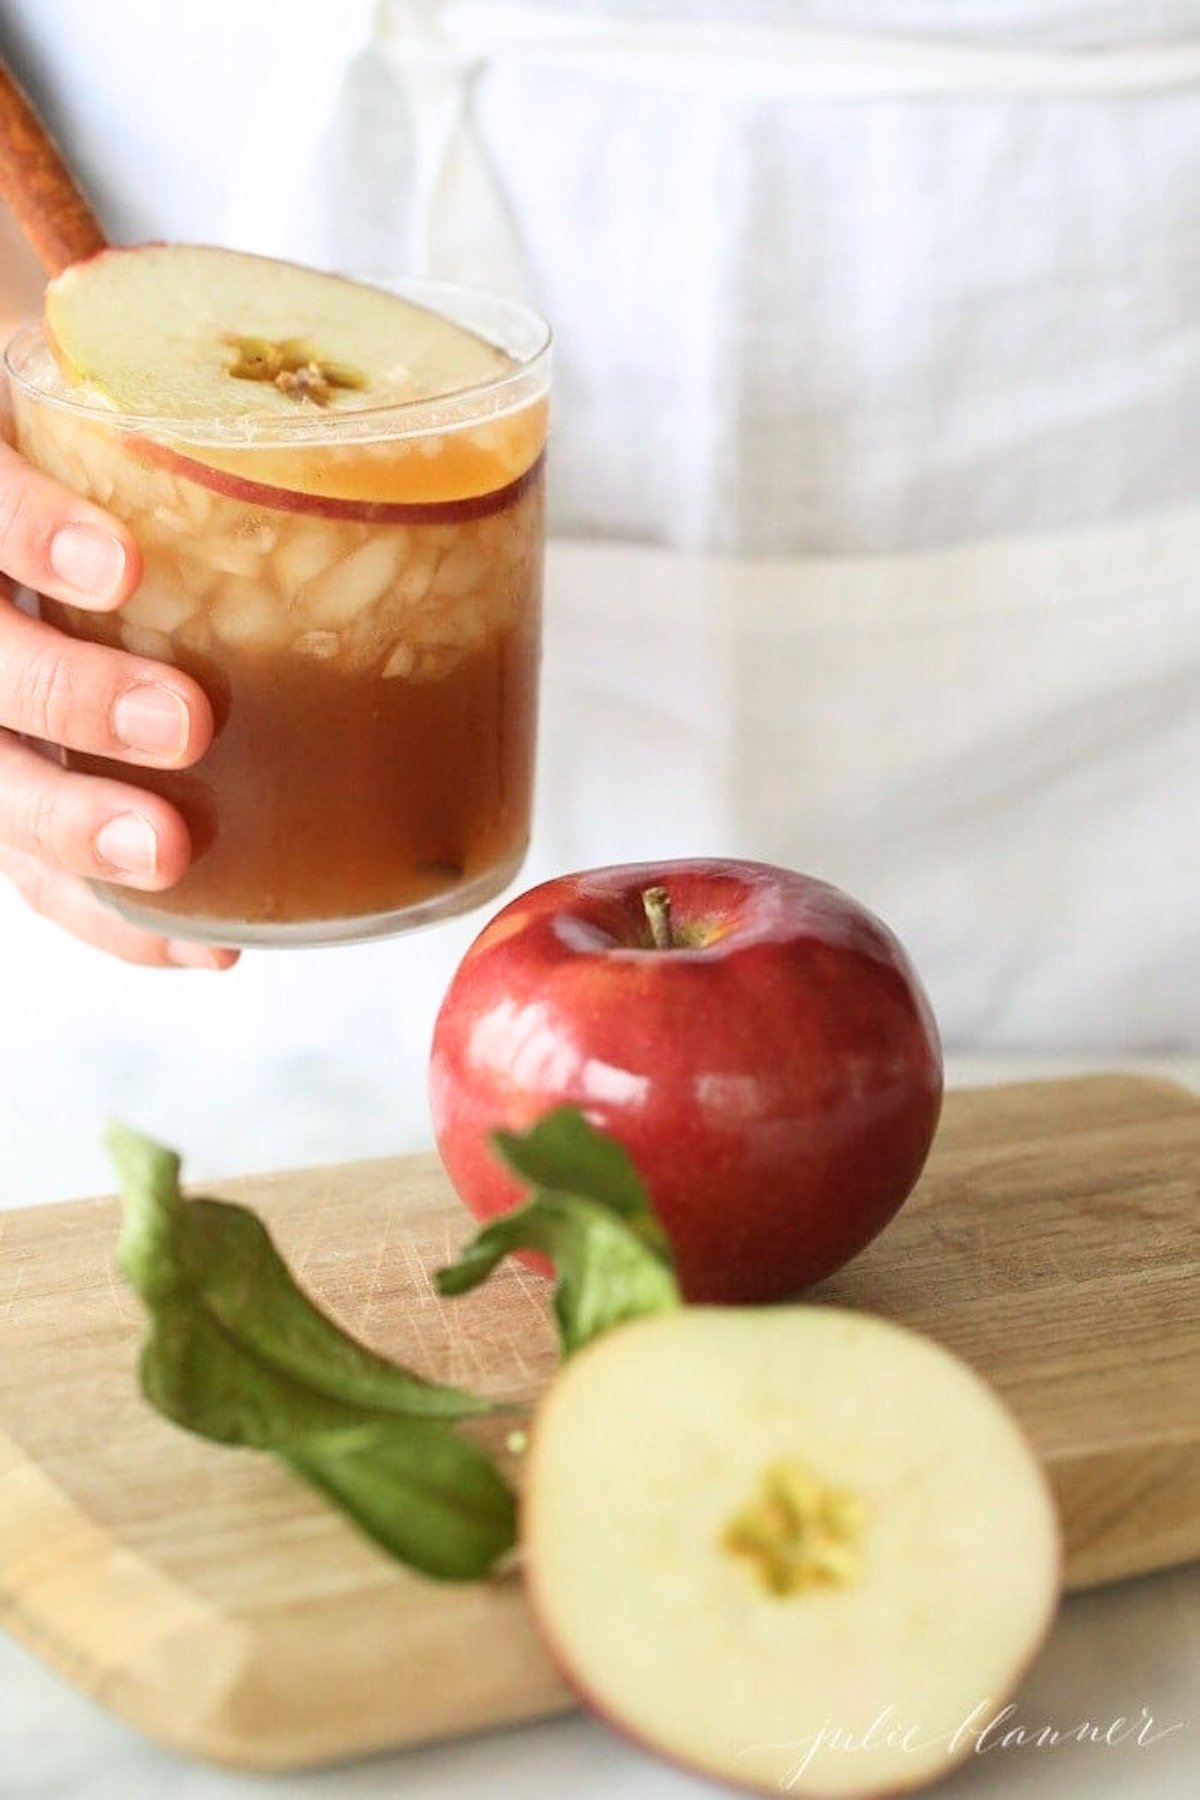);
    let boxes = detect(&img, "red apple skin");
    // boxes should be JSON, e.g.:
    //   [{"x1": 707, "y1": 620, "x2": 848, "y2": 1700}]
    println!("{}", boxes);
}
[
  {"x1": 429, "y1": 859, "x2": 943, "y2": 1304},
  {"x1": 129, "y1": 438, "x2": 544, "y2": 525}
]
